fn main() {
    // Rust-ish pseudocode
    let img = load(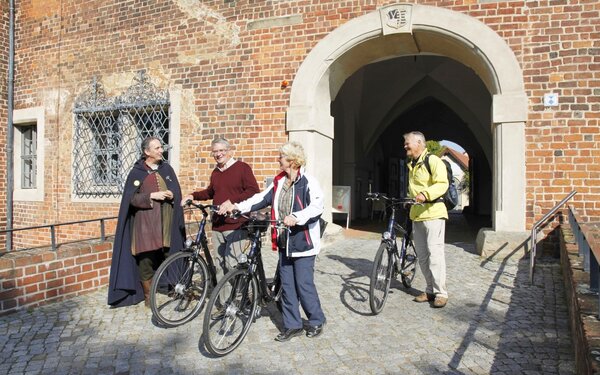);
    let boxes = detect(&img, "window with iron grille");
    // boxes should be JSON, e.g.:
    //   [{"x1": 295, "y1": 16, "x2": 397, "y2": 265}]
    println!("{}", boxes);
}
[
  {"x1": 17, "y1": 124, "x2": 37, "y2": 189},
  {"x1": 73, "y1": 71, "x2": 170, "y2": 198}
]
